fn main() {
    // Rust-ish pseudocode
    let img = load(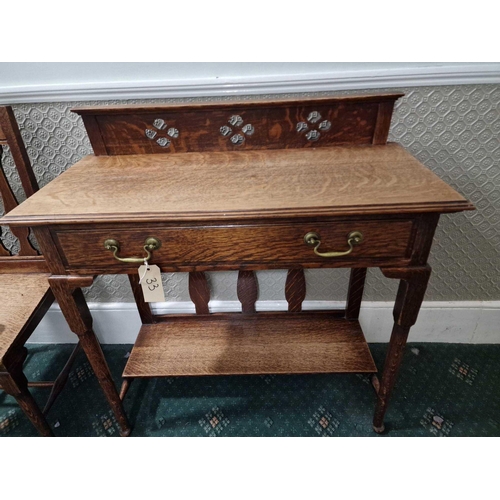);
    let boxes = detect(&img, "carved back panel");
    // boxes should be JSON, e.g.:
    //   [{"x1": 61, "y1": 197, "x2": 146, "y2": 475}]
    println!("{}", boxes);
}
[{"x1": 74, "y1": 93, "x2": 403, "y2": 156}]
